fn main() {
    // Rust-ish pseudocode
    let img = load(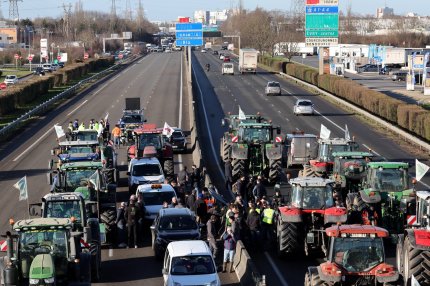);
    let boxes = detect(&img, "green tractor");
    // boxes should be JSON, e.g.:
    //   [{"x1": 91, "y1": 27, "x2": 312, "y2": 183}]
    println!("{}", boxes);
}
[
  {"x1": 223, "y1": 121, "x2": 283, "y2": 182},
  {"x1": 48, "y1": 162, "x2": 117, "y2": 245},
  {"x1": 330, "y1": 151, "x2": 374, "y2": 199},
  {"x1": 220, "y1": 113, "x2": 266, "y2": 162},
  {"x1": 0, "y1": 218, "x2": 91, "y2": 286},
  {"x1": 347, "y1": 162, "x2": 416, "y2": 235},
  {"x1": 30, "y1": 192, "x2": 103, "y2": 281}
]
